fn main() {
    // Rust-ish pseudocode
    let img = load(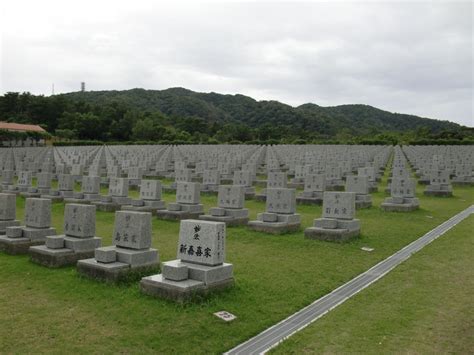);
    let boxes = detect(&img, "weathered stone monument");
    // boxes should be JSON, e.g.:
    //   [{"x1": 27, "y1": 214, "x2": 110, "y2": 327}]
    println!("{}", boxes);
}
[
  {"x1": 156, "y1": 182, "x2": 204, "y2": 220},
  {"x1": 140, "y1": 219, "x2": 233, "y2": 302},
  {"x1": 0, "y1": 198, "x2": 56, "y2": 254},
  {"x1": 255, "y1": 172, "x2": 287, "y2": 202},
  {"x1": 296, "y1": 173, "x2": 326, "y2": 205},
  {"x1": 304, "y1": 192, "x2": 360, "y2": 242},
  {"x1": 0, "y1": 193, "x2": 20, "y2": 234},
  {"x1": 199, "y1": 185, "x2": 249, "y2": 226},
  {"x1": 233, "y1": 170, "x2": 256, "y2": 199},
  {"x1": 424, "y1": 170, "x2": 453, "y2": 197},
  {"x1": 29, "y1": 204, "x2": 101, "y2": 267},
  {"x1": 381, "y1": 177, "x2": 419, "y2": 211},
  {"x1": 92, "y1": 177, "x2": 131, "y2": 212},
  {"x1": 248, "y1": 188, "x2": 300, "y2": 234},
  {"x1": 64, "y1": 175, "x2": 101, "y2": 204},
  {"x1": 345, "y1": 175, "x2": 372, "y2": 209},
  {"x1": 122, "y1": 179, "x2": 166, "y2": 214},
  {"x1": 77, "y1": 211, "x2": 159, "y2": 282}
]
